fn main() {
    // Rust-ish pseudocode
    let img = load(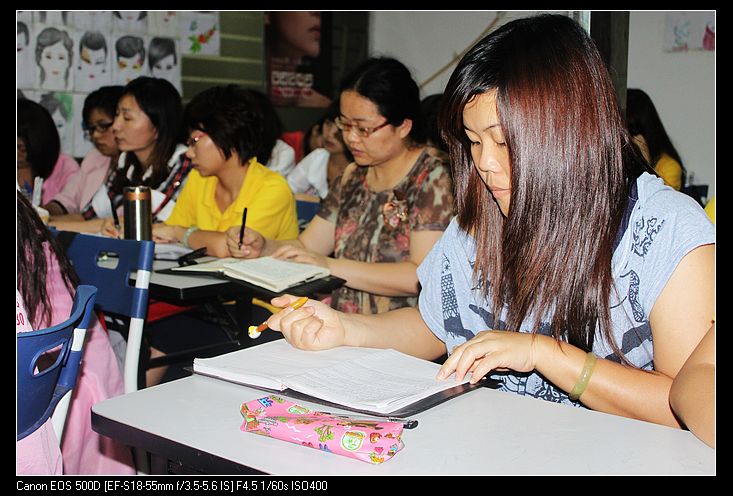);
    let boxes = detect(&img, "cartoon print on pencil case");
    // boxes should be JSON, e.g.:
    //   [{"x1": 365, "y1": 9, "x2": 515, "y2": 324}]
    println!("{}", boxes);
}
[
  {"x1": 315, "y1": 424, "x2": 334, "y2": 442},
  {"x1": 336, "y1": 420, "x2": 385, "y2": 429},
  {"x1": 341, "y1": 430, "x2": 366, "y2": 451},
  {"x1": 318, "y1": 443, "x2": 332, "y2": 453},
  {"x1": 257, "y1": 397, "x2": 274, "y2": 408},
  {"x1": 269, "y1": 395, "x2": 286, "y2": 404},
  {"x1": 632, "y1": 216, "x2": 665, "y2": 257},
  {"x1": 441, "y1": 255, "x2": 475, "y2": 340},
  {"x1": 287, "y1": 403, "x2": 310, "y2": 414},
  {"x1": 370, "y1": 432, "x2": 382, "y2": 443}
]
